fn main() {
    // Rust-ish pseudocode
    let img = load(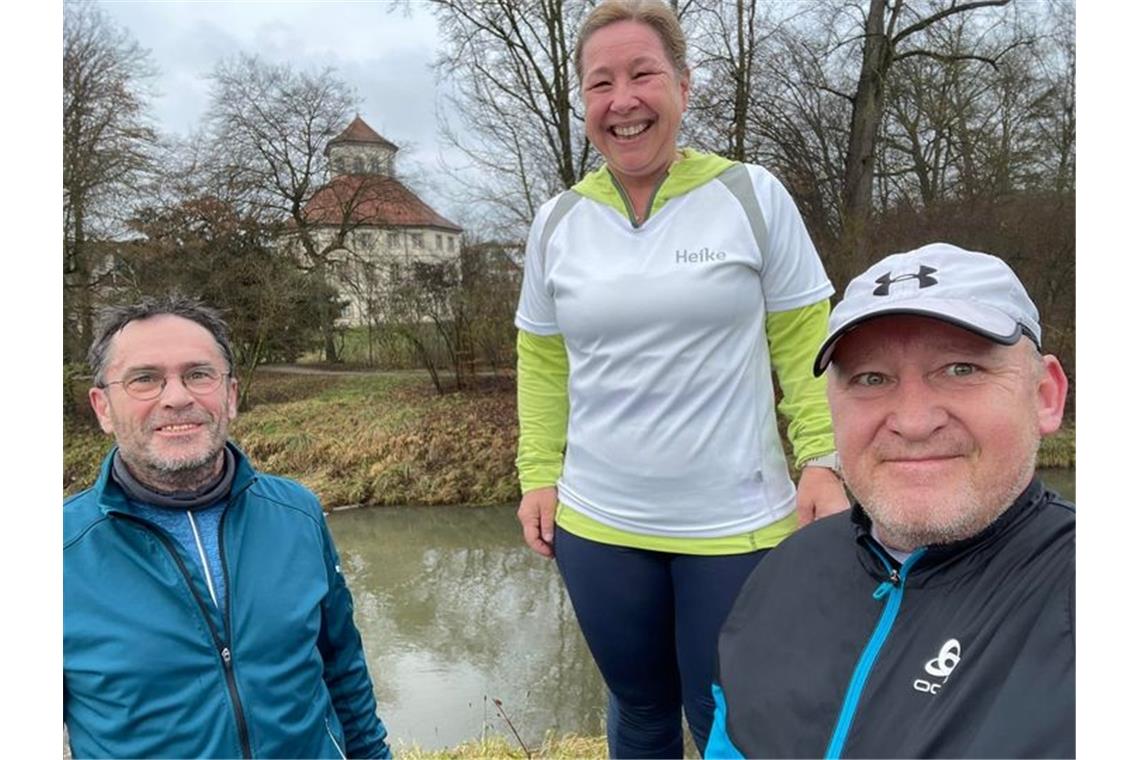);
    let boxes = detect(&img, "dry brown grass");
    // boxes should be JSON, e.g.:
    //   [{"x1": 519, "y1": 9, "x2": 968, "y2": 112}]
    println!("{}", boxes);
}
[
  {"x1": 1038, "y1": 424, "x2": 1075, "y2": 468},
  {"x1": 395, "y1": 733, "x2": 608, "y2": 760}
]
